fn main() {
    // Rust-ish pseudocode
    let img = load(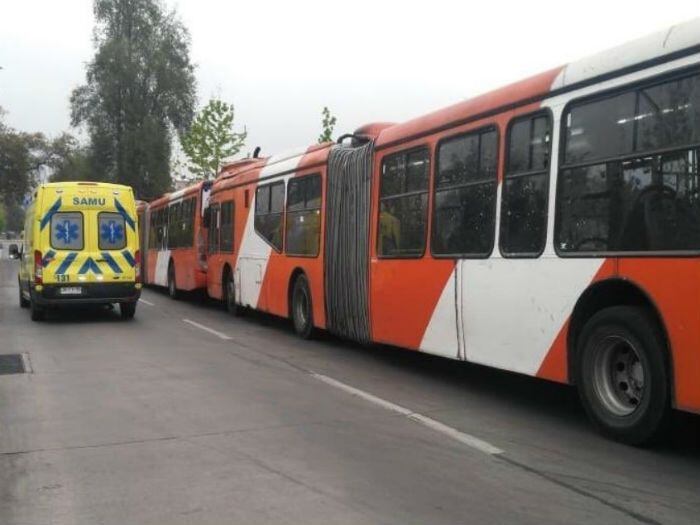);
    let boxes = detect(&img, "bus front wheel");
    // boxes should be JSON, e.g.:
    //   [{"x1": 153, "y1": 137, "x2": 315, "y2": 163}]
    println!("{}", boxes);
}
[
  {"x1": 576, "y1": 306, "x2": 670, "y2": 446},
  {"x1": 291, "y1": 274, "x2": 314, "y2": 339}
]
